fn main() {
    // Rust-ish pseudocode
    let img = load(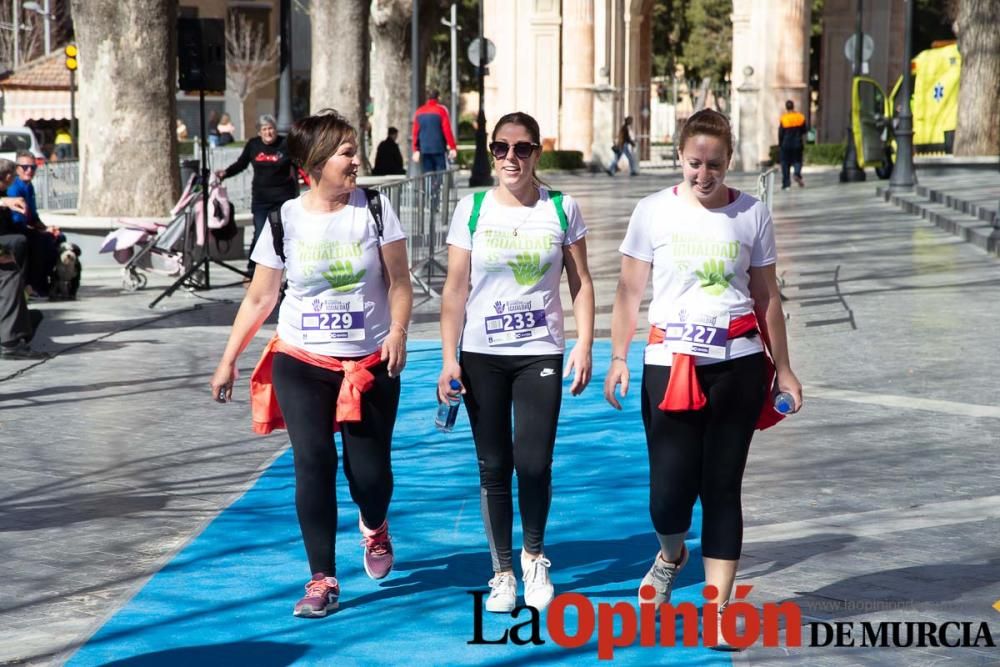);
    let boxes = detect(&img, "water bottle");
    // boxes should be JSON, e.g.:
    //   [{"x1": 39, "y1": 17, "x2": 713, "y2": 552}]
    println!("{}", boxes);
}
[
  {"x1": 773, "y1": 391, "x2": 796, "y2": 415},
  {"x1": 435, "y1": 379, "x2": 462, "y2": 432}
]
